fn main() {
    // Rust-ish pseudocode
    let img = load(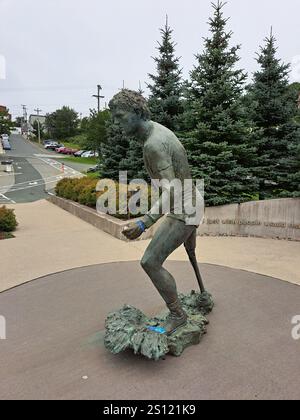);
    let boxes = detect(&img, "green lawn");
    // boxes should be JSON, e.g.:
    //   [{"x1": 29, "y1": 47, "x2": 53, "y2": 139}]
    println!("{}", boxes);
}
[
  {"x1": 85, "y1": 171, "x2": 101, "y2": 179},
  {"x1": 62, "y1": 156, "x2": 98, "y2": 165},
  {"x1": 61, "y1": 141, "x2": 83, "y2": 149}
]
